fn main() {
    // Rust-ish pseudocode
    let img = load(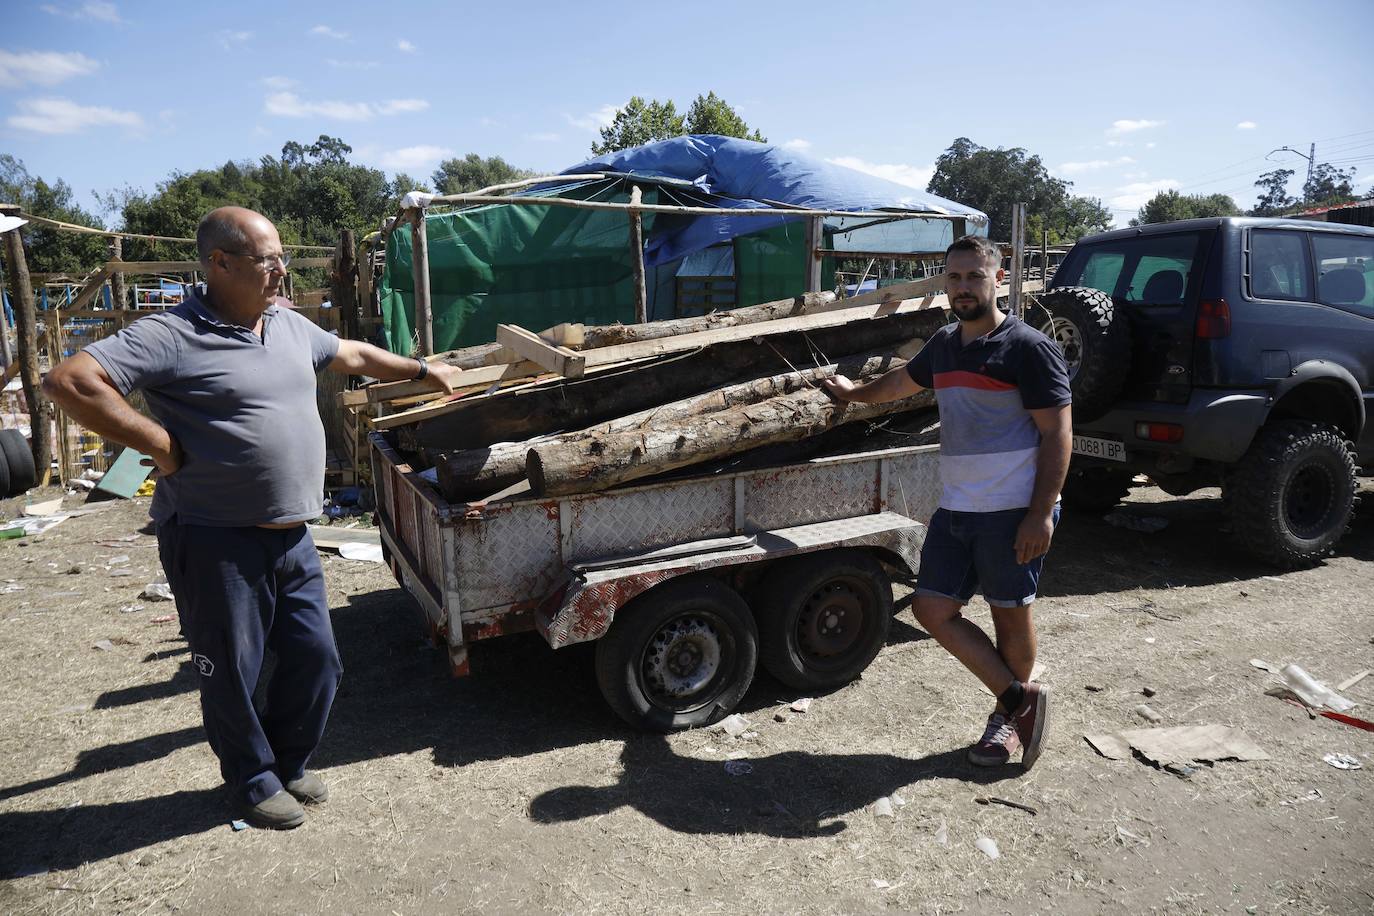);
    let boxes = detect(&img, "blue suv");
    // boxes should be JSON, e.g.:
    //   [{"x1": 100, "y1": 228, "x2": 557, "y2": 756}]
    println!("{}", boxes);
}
[{"x1": 1034, "y1": 216, "x2": 1373, "y2": 567}]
